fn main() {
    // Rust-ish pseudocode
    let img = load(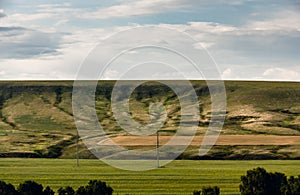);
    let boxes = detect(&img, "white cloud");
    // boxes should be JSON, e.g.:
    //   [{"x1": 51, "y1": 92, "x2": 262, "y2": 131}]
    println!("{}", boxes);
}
[
  {"x1": 55, "y1": 19, "x2": 69, "y2": 27},
  {"x1": 0, "y1": 26, "x2": 134, "y2": 79},
  {"x1": 0, "y1": 27, "x2": 62, "y2": 59},
  {"x1": 1, "y1": 21, "x2": 299, "y2": 80},
  {"x1": 0, "y1": 3, "x2": 77, "y2": 29},
  {"x1": 262, "y1": 68, "x2": 300, "y2": 81},
  {"x1": 36, "y1": 3, "x2": 80, "y2": 17},
  {"x1": 188, "y1": 22, "x2": 237, "y2": 34},
  {"x1": 10, "y1": 13, "x2": 56, "y2": 22},
  {"x1": 221, "y1": 68, "x2": 232, "y2": 79},
  {"x1": 0, "y1": 9, "x2": 6, "y2": 18},
  {"x1": 102, "y1": 70, "x2": 121, "y2": 79},
  {"x1": 0, "y1": 70, "x2": 6, "y2": 76},
  {"x1": 80, "y1": 0, "x2": 257, "y2": 19},
  {"x1": 0, "y1": 1, "x2": 299, "y2": 81},
  {"x1": 247, "y1": 10, "x2": 300, "y2": 32},
  {"x1": 82, "y1": 0, "x2": 193, "y2": 19},
  {"x1": 36, "y1": 3, "x2": 71, "y2": 9}
]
